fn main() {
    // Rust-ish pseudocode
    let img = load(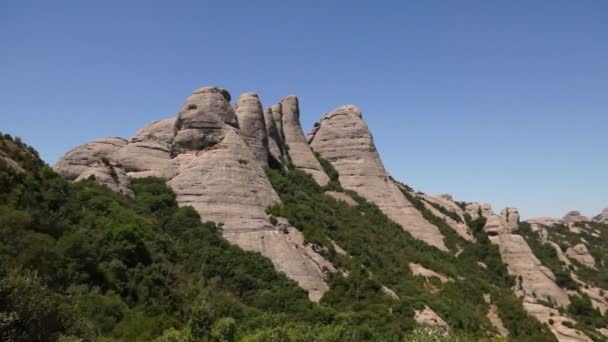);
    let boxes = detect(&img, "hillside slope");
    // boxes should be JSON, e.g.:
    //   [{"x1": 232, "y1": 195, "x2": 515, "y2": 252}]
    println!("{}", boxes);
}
[{"x1": 3, "y1": 85, "x2": 607, "y2": 341}]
